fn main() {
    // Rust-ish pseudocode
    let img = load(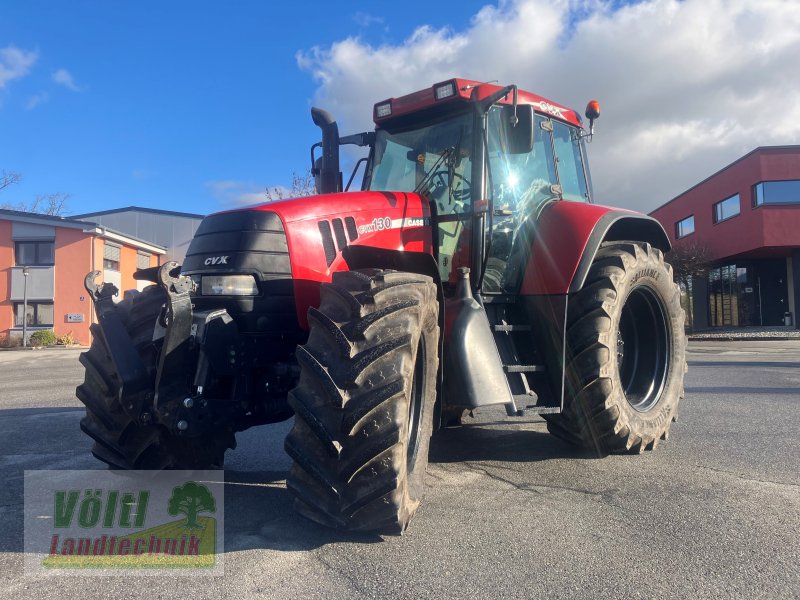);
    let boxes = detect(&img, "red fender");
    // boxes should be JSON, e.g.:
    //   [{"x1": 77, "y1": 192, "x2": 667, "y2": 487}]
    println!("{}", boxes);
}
[{"x1": 520, "y1": 202, "x2": 671, "y2": 296}]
